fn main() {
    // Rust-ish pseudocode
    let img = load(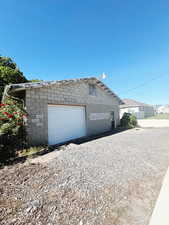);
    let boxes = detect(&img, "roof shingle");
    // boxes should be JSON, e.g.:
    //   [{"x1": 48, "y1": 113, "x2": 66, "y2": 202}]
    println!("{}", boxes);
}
[
  {"x1": 120, "y1": 98, "x2": 152, "y2": 108},
  {"x1": 3, "y1": 77, "x2": 124, "y2": 104}
]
